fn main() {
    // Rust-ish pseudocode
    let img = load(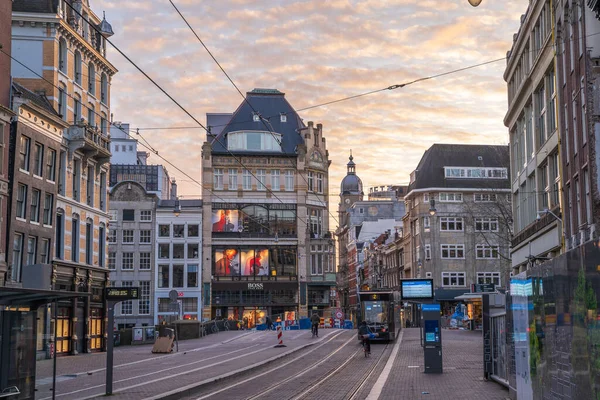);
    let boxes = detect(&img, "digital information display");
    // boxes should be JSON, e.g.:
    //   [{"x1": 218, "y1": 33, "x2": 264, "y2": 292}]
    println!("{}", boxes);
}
[
  {"x1": 401, "y1": 279, "x2": 434, "y2": 300},
  {"x1": 106, "y1": 287, "x2": 140, "y2": 301}
]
